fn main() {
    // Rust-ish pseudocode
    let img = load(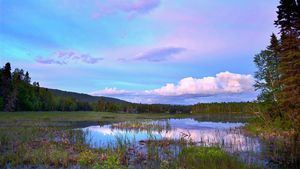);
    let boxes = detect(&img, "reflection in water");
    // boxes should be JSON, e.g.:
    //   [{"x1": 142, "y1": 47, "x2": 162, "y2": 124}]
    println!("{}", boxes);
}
[
  {"x1": 81, "y1": 118, "x2": 260, "y2": 153},
  {"x1": 80, "y1": 118, "x2": 300, "y2": 168}
]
